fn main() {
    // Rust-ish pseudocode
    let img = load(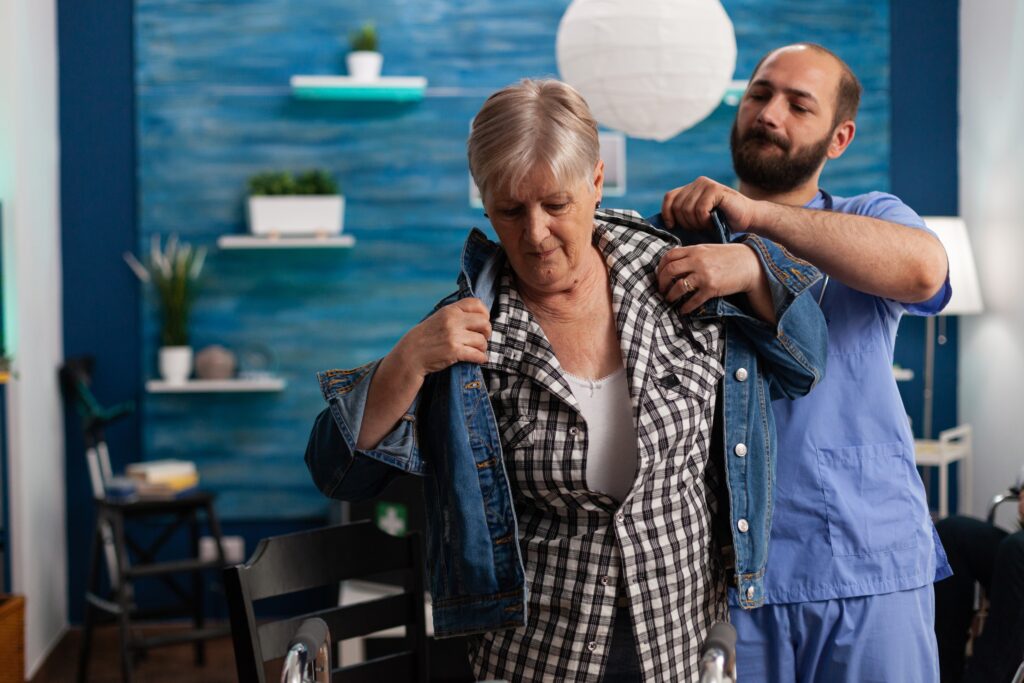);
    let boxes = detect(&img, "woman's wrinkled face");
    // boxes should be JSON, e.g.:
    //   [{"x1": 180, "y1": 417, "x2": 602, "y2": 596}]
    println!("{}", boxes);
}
[{"x1": 485, "y1": 161, "x2": 604, "y2": 296}]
